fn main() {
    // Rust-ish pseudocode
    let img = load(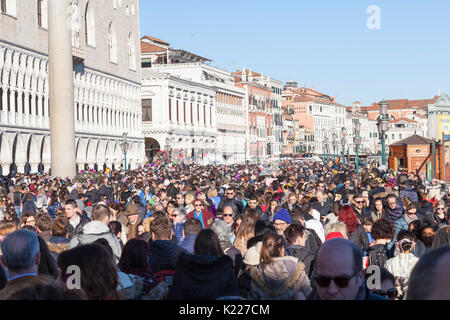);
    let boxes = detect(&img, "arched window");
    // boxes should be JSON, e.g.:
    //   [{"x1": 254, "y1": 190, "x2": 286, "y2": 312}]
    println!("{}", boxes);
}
[
  {"x1": 85, "y1": 2, "x2": 96, "y2": 47},
  {"x1": 128, "y1": 33, "x2": 136, "y2": 70},
  {"x1": 108, "y1": 22, "x2": 117, "y2": 63},
  {"x1": 37, "y1": 0, "x2": 48, "y2": 28},
  {"x1": 1, "y1": 0, "x2": 16, "y2": 16}
]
